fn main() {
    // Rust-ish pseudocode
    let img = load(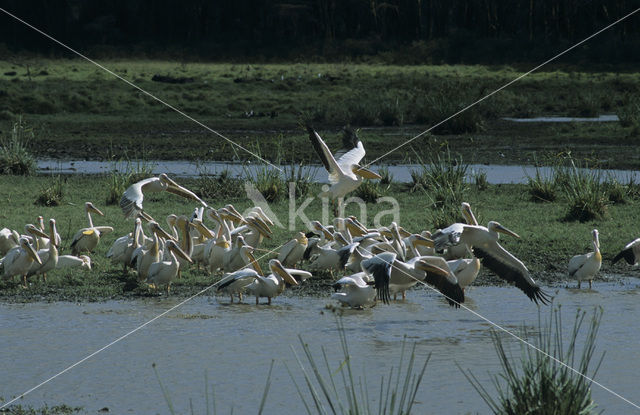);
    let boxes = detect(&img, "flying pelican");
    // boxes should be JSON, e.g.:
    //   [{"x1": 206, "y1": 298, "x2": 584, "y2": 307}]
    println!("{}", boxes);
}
[
  {"x1": 568, "y1": 229, "x2": 601, "y2": 289},
  {"x1": 70, "y1": 202, "x2": 113, "y2": 255},
  {"x1": 120, "y1": 173, "x2": 207, "y2": 220},
  {"x1": 361, "y1": 252, "x2": 464, "y2": 307},
  {"x1": 331, "y1": 272, "x2": 376, "y2": 309},
  {"x1": 146, "y1": 240, "x2": 193, "y2": 294},
  {"x1": 244, "y1": 259, "x2": 299, "y2": 305},
  {"x1": 2, "y1": 238, "x2": 42, "y2": 287},
  {"x1": 612, "y1": 237, "x2": 640, "y2": 267},
  {"x1": 432, "y1": 221, "x2": 550, "y2": 305},
  {"x1": 277, "y1": 232, "x2": 308, "y2": 267},
  {"x1": 307, "y1": 126, "x2": 381, "y2": 215}
]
